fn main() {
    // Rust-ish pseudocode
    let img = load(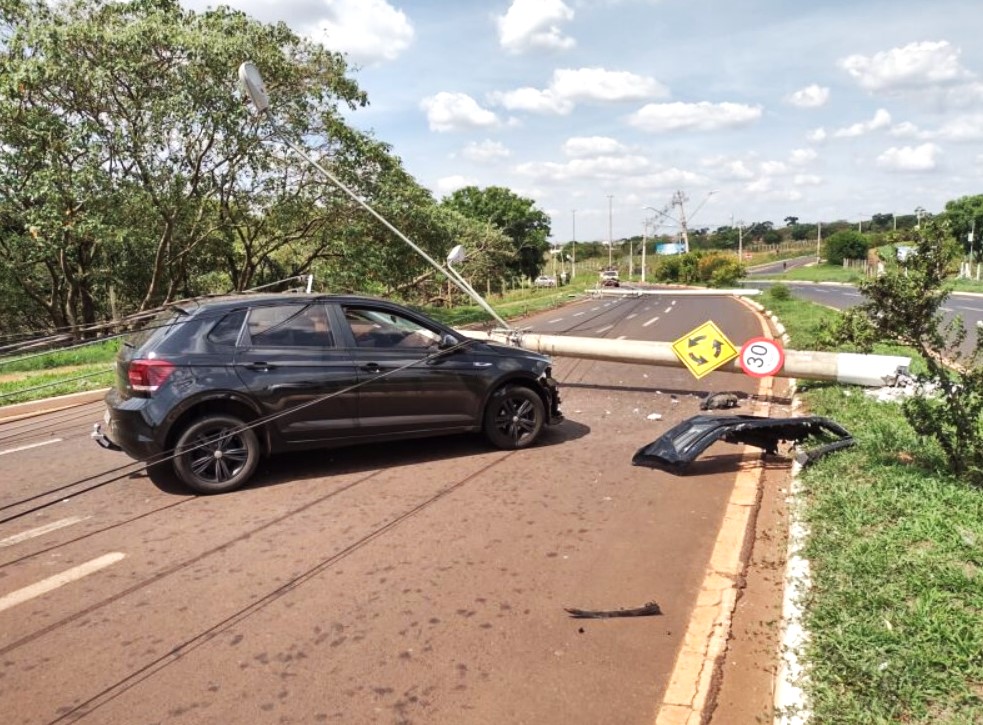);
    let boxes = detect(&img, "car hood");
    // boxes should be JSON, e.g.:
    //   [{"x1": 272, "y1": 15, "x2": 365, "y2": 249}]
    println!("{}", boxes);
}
[{"x1": 478, "y1": 340, "x2": 552, "y2": 367}]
